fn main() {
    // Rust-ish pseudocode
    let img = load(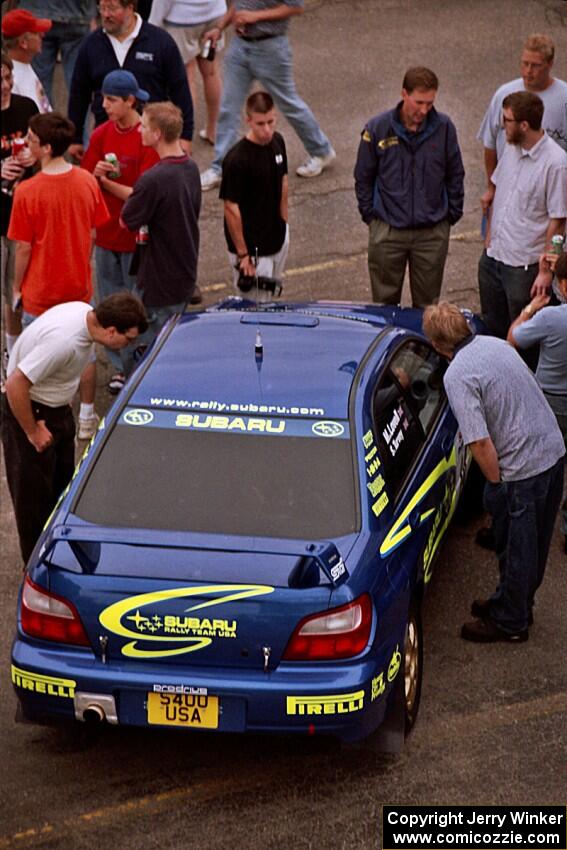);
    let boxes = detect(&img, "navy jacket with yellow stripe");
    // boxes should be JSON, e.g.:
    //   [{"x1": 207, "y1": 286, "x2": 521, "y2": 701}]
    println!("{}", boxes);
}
[{"x1": 354, "y1": 103, "x2": 464, "y2": 229}]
